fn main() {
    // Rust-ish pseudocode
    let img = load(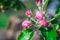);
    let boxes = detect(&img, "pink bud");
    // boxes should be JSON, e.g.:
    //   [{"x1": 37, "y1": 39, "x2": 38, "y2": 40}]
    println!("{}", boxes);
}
[
  {"x1": 22, "y1": 20, "x2": 31, "y2": 29},
  {"x1": 36, "y1": 0, "x2": 42, "y2": 4},
  {"x1": 39, "y1": 19, "x2": 48, "y2": 26},
  {"x1": 57, "y1": 29, "x2": 60, "y2": 33},
  {"x1": 35, "y1": 11, "x2": 44, "y2": 20},
  {"x1": 25, "y1": 10, "x2": 31, "y2": 17}
]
